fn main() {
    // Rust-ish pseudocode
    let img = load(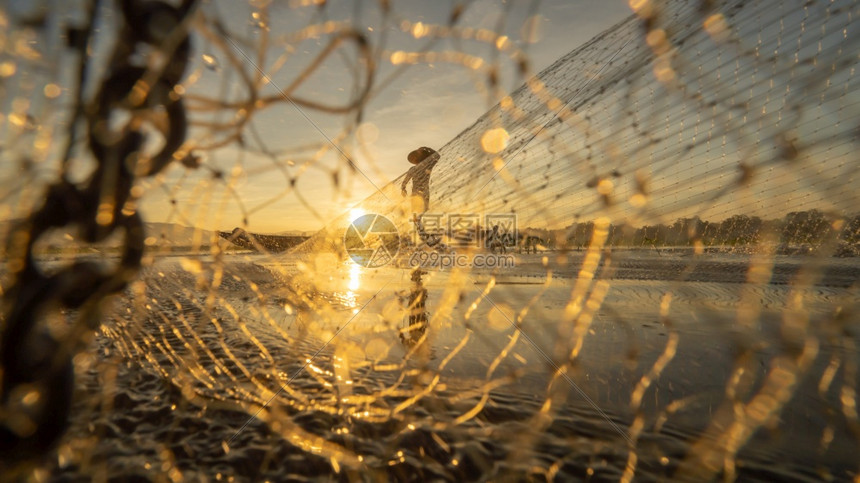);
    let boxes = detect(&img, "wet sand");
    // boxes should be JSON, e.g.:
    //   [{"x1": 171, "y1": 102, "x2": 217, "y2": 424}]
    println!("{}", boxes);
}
[{"x1": 35, "y1": 250, "x2": 860, "y2": 481}]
